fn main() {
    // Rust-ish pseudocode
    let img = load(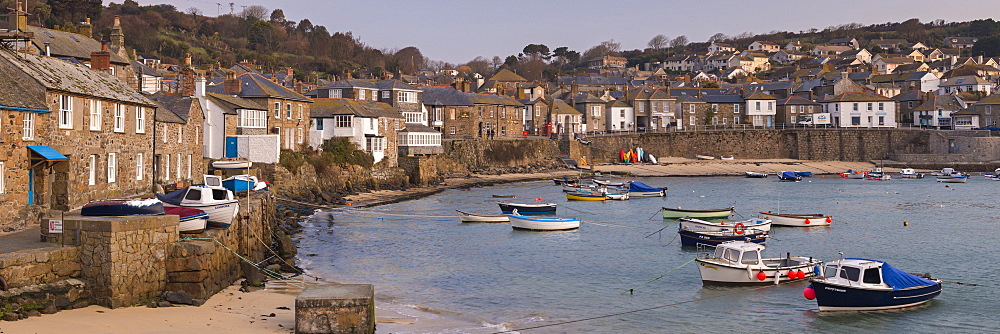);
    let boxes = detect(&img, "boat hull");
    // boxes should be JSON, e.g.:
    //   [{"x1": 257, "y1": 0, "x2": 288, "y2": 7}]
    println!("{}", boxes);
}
[
  {"x1": 605, "y1": 192, "x2": 629, "y2": 200},
  {"x1": 498, "y1": 202, "x2": 557, "y2": 214},
  {"x1": 456, "y1": 210, "x2": 509, "y2": 223},
  {"x1": 936, "y1": 176, "x2": 968, "y2": 183},
  {"x1": 679, "y1": 217, "x2": 771, "y2": 232},
  {"x1": 81, "y1": 199, "x2": 165, "y2": 216},
  {"x1": 630, "y1": 190, "x2": 666, "y2": 197},
  {"x1": 508, "y1": 215, "x2": 580, "y2": 231},
  {"x1": 759, "y1": 212, "x2": 832, "y2": 227},
  {"x1": 744, "y1": 172, "x2": 768, "y2": 178},
  {"x1": 677, "y1": 228, "x2": 768, "y2": 247},
  {"x1": 810, "y1": 279, "x2": 942, "y2": 311},
  {"x1": 696, "y1": 258, "x2": 822, "y2": 285},
  {"x1": 662, "y1": 207, "x2": 732, "y2": 219},
  {"x1": 566, "y1": 192, "x2": 606, "y2": 201},
  {"x1": 163, "y1": 201, "x2": 239, "y2": 225},
  {"x1": 178, "y1": 218, "x2": 208, "y2": 234}
]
